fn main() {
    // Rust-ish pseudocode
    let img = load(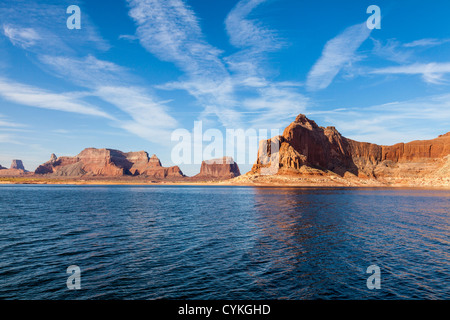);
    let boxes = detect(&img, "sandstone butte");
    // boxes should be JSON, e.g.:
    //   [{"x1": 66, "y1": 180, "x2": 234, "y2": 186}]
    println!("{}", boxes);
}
[
  {"x1": 10, "y1": 159, "x2": 25, "y2": 171},
  {"x1": 34, "y1": 148, "x2": 184, "y2": 179},
  {"x1": 0, "y1": 159, "x2": 28, "y2": 176},
  {"x1": 191, "y1": 156, "x2": 241, "y2": 180},
  {"x1": 243, "y1": 114, "x2": 450, "y2": 187}
]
